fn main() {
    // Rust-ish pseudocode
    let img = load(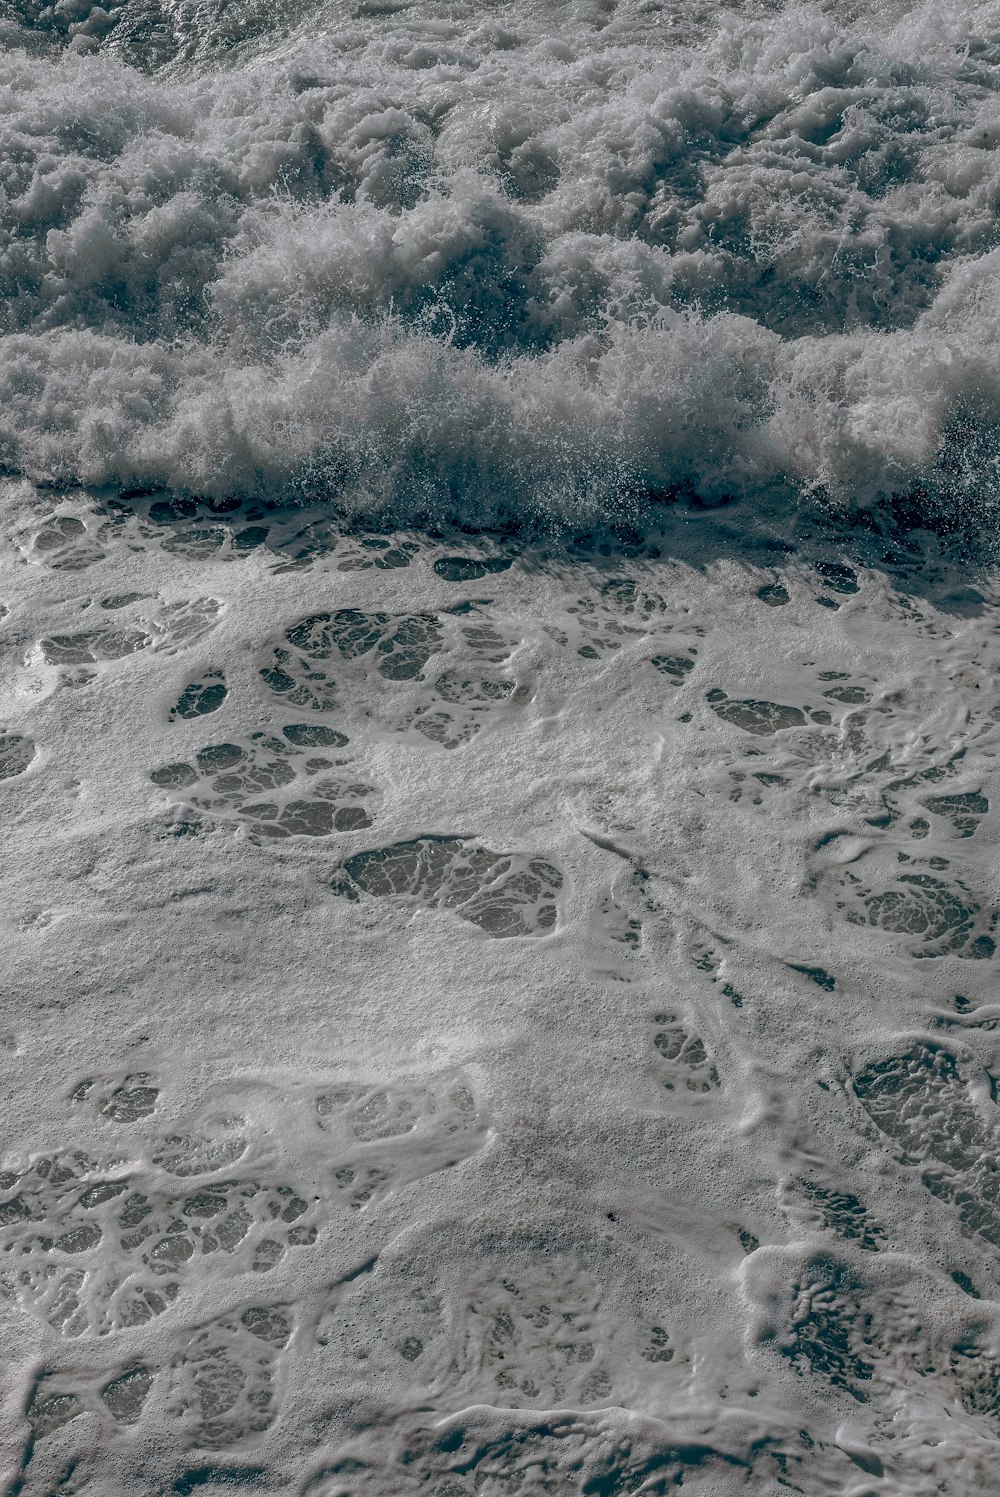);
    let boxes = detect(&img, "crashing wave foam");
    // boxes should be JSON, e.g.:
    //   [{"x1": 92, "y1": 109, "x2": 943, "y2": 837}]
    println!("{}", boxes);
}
[{"x1": 2, "y1": 0, "x2": 1000, "y2": 526}]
